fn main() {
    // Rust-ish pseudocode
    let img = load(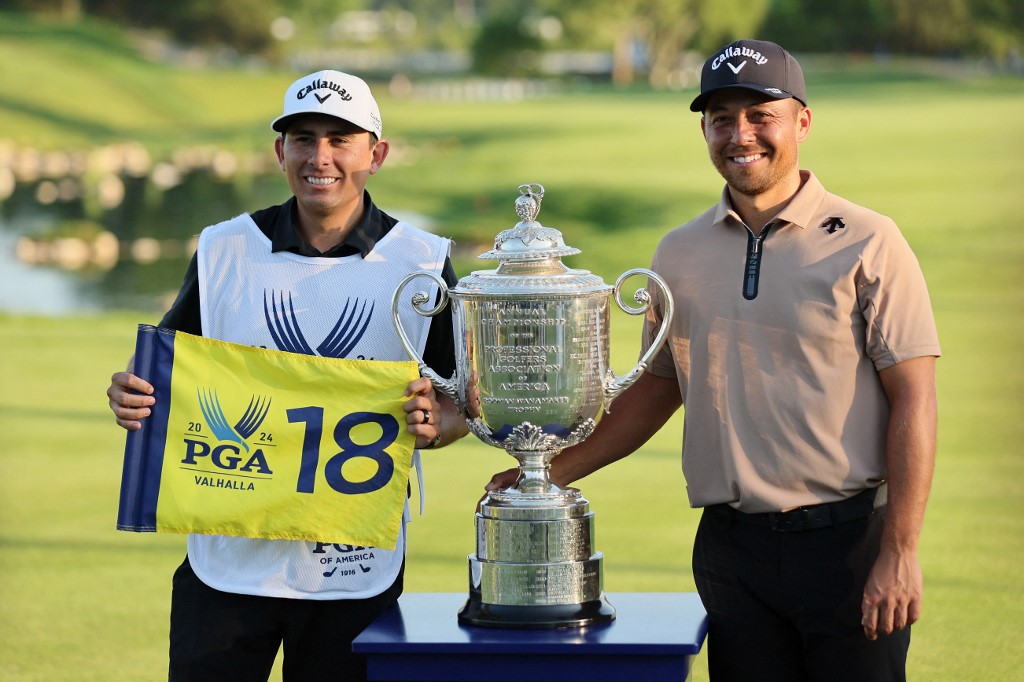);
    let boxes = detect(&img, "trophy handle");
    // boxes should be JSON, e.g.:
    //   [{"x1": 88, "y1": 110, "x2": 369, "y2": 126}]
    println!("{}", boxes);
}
[
  {"x1": 603, "y1": 268, "x2": 675, "y2": 405},
  {"x1": 391, "y1": 271, "x2": 460, "y2": 403}
]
